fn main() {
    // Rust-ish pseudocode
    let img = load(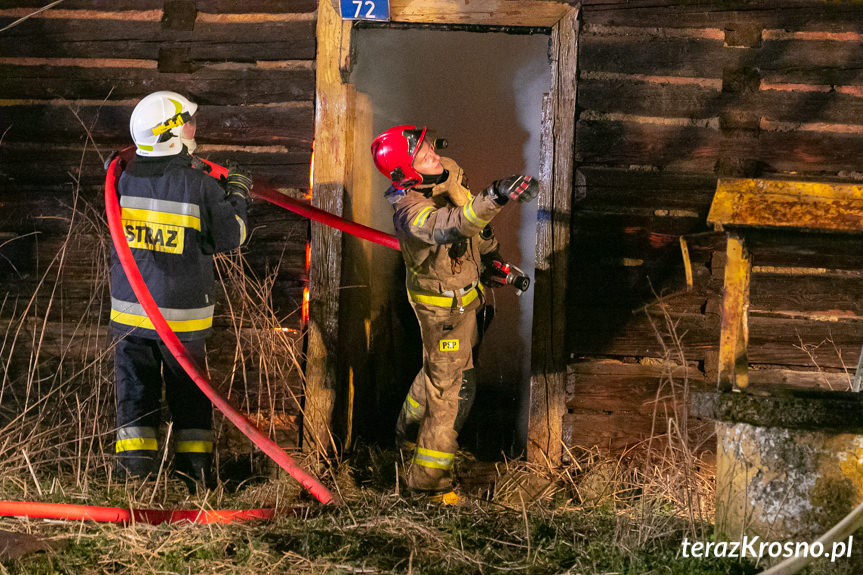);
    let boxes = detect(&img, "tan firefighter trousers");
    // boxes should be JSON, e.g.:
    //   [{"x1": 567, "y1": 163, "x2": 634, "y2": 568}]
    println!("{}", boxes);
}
[{"x1": 396, "y1": 284, "x2": 482, "y2": 492}]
